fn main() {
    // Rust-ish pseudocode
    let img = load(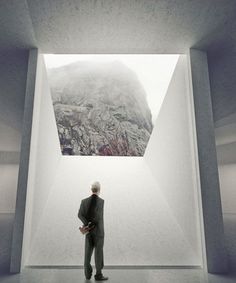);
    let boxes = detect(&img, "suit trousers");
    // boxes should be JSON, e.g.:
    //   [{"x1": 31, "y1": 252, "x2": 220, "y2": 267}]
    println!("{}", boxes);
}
[{"x1": 84, "y1": 232, "x2": 104, "y2": 278}]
